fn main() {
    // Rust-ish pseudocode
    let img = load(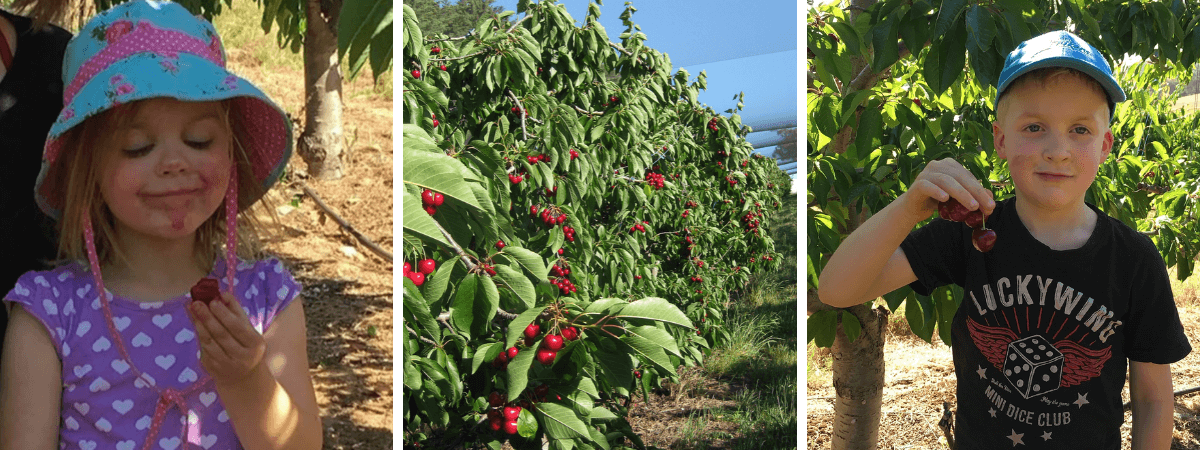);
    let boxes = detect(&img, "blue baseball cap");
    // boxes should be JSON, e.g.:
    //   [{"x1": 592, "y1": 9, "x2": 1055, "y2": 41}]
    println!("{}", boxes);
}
[{"x1": 996, "y1": 30, "x2": 1125, "y2": 120}]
